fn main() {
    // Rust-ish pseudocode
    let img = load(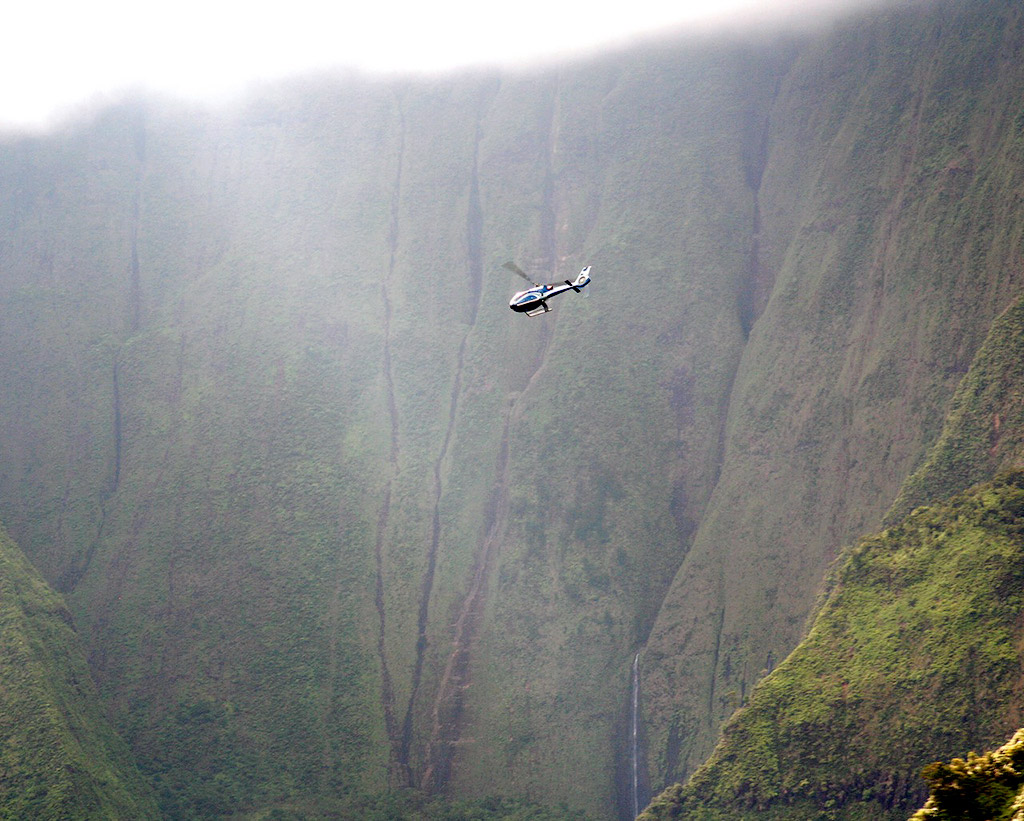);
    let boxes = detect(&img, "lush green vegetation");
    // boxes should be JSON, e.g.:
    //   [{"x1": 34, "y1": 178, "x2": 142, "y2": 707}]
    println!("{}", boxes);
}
[
  {"x1": 1, "y1": 1, "x2": 1024, "y2": 819},
  {"x1": 638, "y1": 471, "x2": 1024, "y2": 820},
  {"x1": 0, "y1": 45, "x2": 772, "y2": 818},
  {"x1": 0, "y1": 523, "x2": 159, "y2": 818},
  {"x1": 234, "y1": 790, "x2": 595, "y2": 820},
  {"x1": 639, "y1": 239, "x2": 1024, "y2": 819},
  {"x1": 911, "y1": 728, "x2": 1024, "y2": 821},
  {"x1": 889, "y1": 295, "x2": 1024, "y2": 522}
]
